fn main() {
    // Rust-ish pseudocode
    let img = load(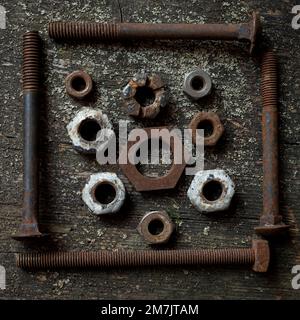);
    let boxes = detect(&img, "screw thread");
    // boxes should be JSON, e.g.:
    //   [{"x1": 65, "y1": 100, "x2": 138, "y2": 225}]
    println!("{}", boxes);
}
[
  {"x1": 23, "y1": 31, "x2": 41, "y2": 92},
  {"x1": 48, "y1": 22, "x2": 120, "y2": 40},
  {"x1": 261, "y1": 50, "x2": 277, "y2": 110},
  {"x1": 16, "y1": 249, "x2": 255, "y2": 269}
]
